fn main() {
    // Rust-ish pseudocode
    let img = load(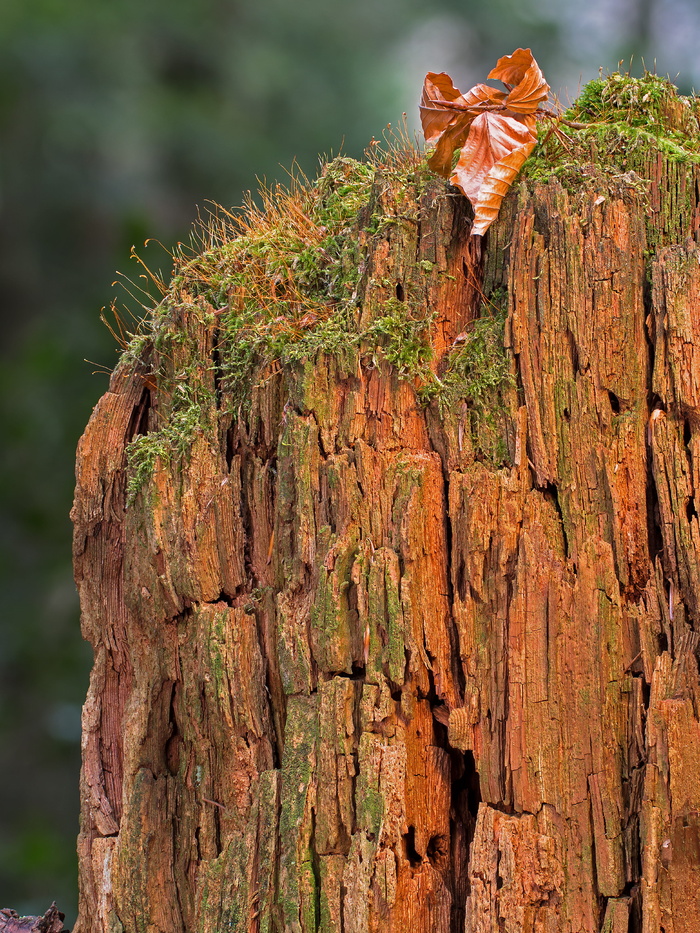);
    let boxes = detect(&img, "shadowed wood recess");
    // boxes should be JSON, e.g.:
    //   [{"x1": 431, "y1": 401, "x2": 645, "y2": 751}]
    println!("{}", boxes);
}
[{"x1": 72, "y1": 76, "x2": 700, "y2": 932}]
